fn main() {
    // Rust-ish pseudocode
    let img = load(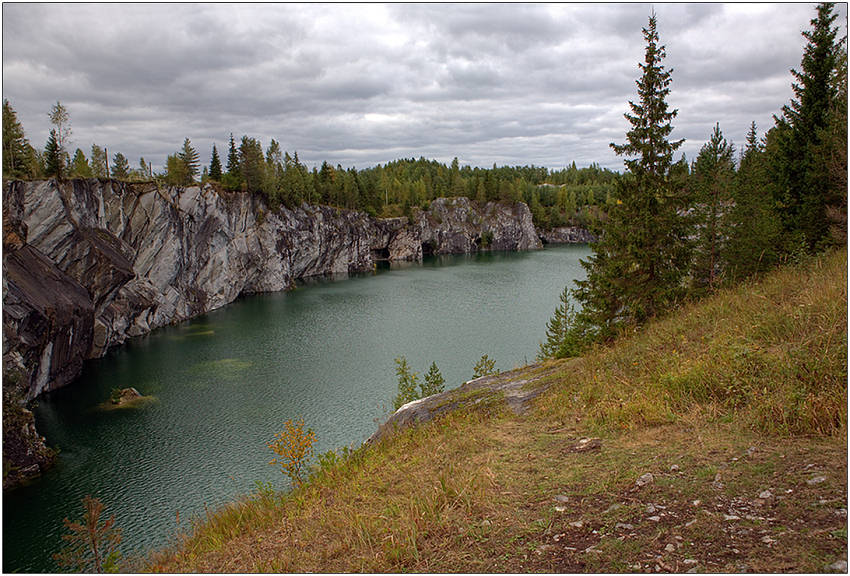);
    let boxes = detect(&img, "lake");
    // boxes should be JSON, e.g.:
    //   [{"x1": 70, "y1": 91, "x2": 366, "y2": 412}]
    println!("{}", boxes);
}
[{"x1": 3, "y1": 244, "x2": 590, "y2": 572}]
